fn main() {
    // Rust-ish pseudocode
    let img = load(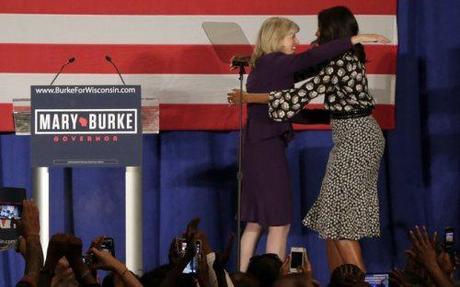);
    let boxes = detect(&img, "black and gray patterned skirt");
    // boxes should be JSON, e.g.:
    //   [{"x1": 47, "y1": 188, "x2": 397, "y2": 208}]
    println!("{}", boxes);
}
[{"x1": 302, "y1": 115, "x2": 385, "y2": 240}]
